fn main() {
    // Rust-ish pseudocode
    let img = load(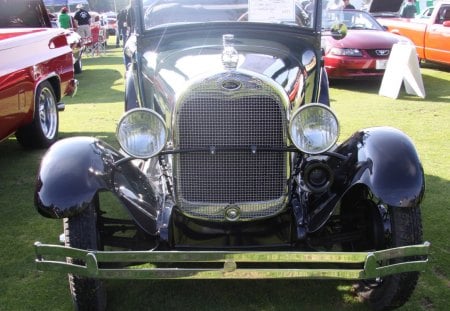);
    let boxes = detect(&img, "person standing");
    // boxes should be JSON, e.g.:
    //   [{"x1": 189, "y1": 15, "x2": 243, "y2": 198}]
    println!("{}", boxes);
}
[
  {"x1": 126, "y1": 3, "x2": 136, "y2": 37},
  {"x1": 123, "y1": 1, "x2": 137, "y2": 69},
  {"x1": 343, "y1": 0, "x2": 355, "y2": 10},
  {"x1": 58, "y1": 7, "x2": 71, "y2": 29},
  {"x1": 74, "y1": 3, "x2": 91, "y2": 39},
  {"x1": 116, "y1": 8, "x2": 127, "y2": 47},
  {"x1": 401, "y1": 0, "x2": 417, "y2": 18}
]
